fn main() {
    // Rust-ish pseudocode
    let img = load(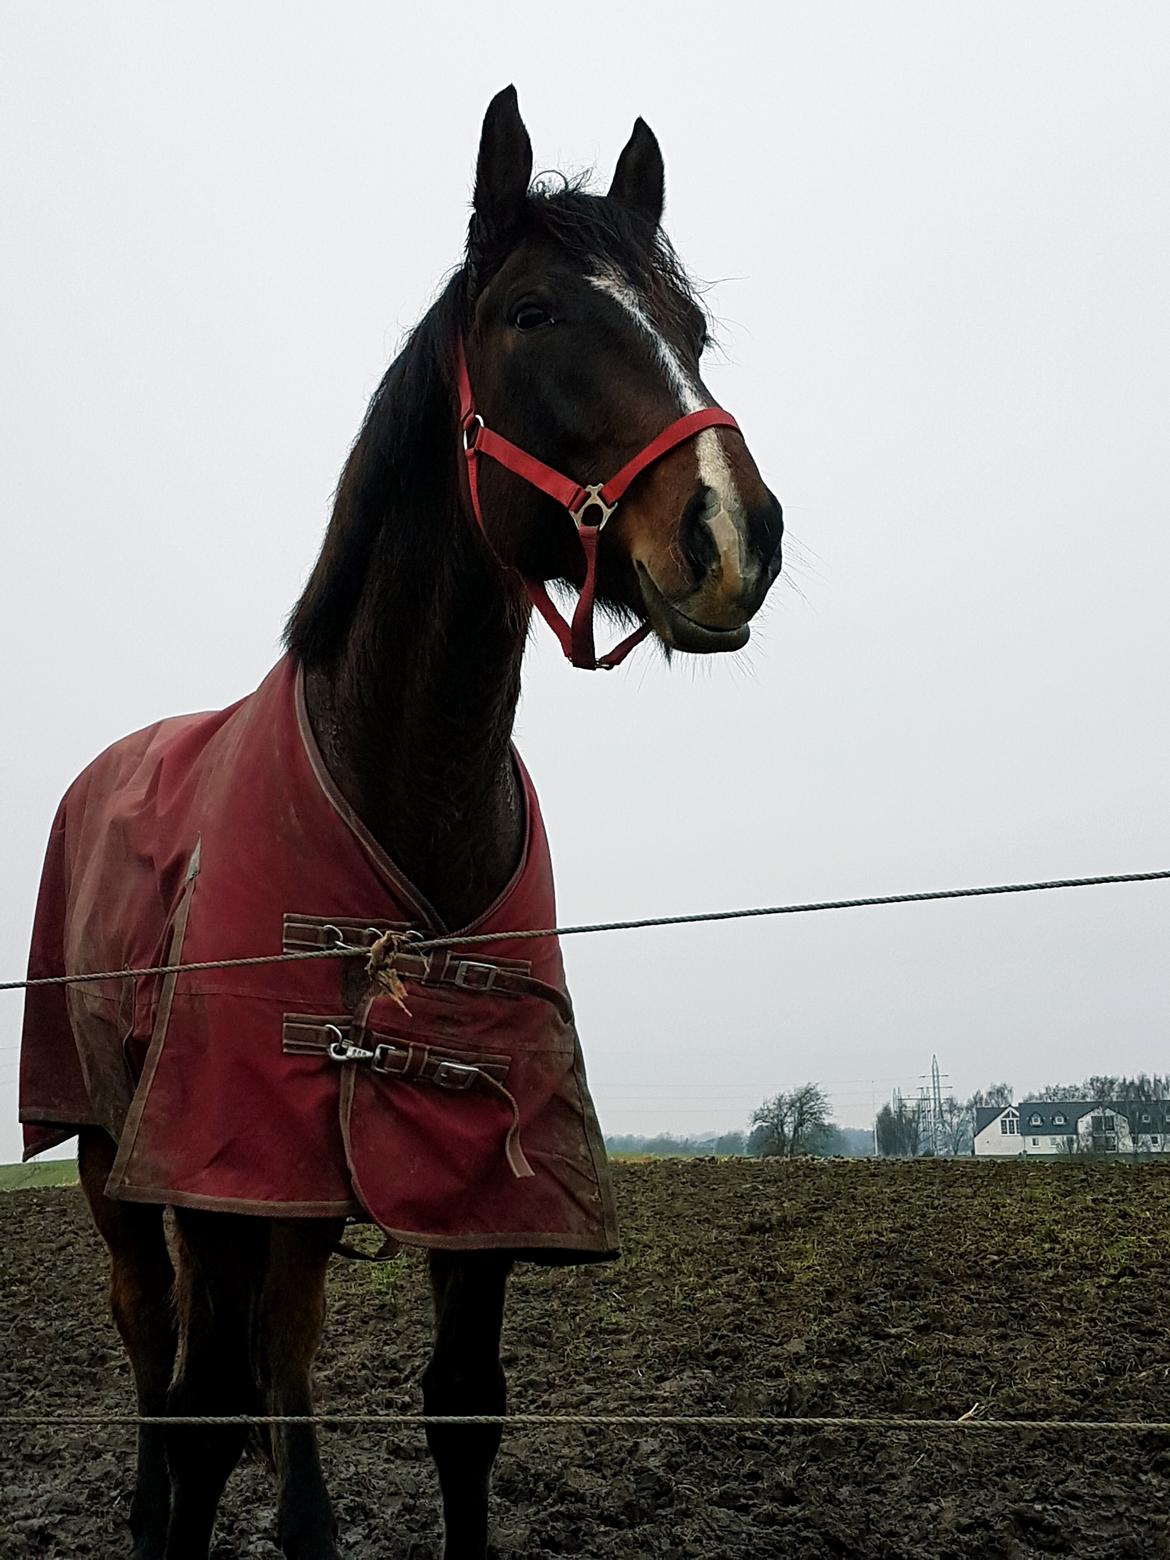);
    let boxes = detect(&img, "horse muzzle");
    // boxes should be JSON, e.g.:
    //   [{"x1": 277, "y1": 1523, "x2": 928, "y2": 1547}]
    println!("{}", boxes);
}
[
  {"x1": 633, "y1": 488, "x2": 784, "y2": 654},
  {"x1": 635, "y1": 563, "x2": 751, "y2": 653}
]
